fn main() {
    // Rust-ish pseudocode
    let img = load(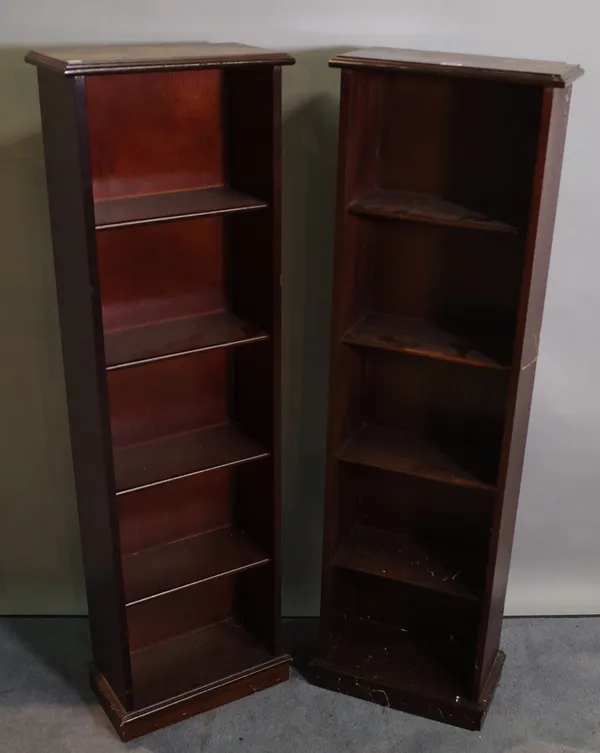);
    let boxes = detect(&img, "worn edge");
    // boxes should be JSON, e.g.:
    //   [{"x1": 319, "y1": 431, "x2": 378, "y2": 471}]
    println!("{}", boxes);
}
[
  {"x1": 25, "y1": 50, "x2": 295, "y2": 75},
  {"x1": 328, "y1": 53, "x2": 583, "y2": 88}
]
